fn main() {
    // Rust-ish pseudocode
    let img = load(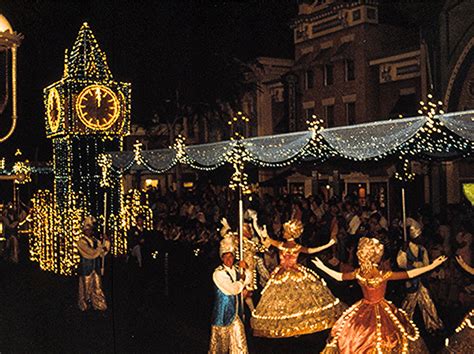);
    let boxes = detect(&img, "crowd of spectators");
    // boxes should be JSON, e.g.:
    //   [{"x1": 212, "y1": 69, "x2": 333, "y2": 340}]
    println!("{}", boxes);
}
[{"x1": 134, "y1": 184, "x2": 473, "y2": 311}]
